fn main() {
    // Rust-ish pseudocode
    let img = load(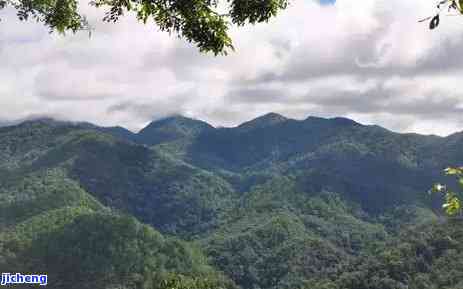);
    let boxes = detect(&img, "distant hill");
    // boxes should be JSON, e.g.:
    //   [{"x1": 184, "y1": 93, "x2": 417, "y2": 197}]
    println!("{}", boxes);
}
[
  {"x1": 128, "y1": 114, "x2": 459, "y2": 212},
  {"x1": 237, "y1": 112, "x2": 289, "y2": 131},
  {"x1": 137, "y1": 115, "x2": 215, "y2": 145}
]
